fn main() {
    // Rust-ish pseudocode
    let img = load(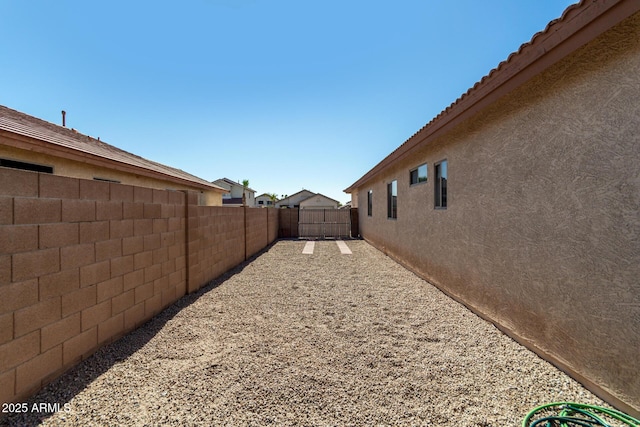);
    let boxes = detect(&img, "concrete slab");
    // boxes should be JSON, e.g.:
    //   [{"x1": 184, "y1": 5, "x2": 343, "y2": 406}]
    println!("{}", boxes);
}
[
  {"x1": 302, "y1": 241, "x2": 315, "y2": 254},
  {"x1": 336, "y1": 240, "x2": 352, "y2": 254}
]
